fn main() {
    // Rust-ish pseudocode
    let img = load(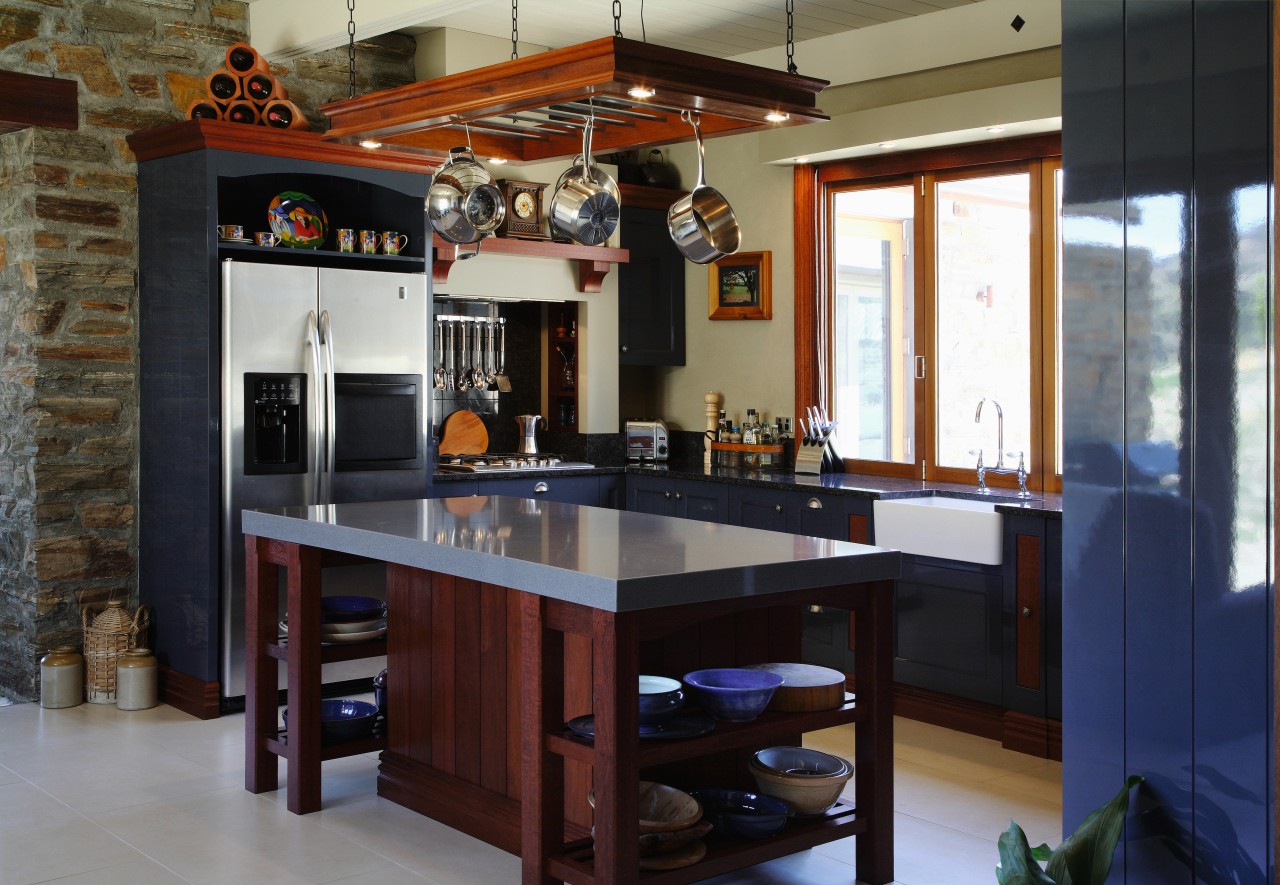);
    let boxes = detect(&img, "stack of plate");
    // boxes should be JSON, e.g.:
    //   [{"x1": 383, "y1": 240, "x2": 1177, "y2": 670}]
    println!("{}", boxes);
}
[{"x1": 279, "y1": 595, "x2": 387, "y2": 643}]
